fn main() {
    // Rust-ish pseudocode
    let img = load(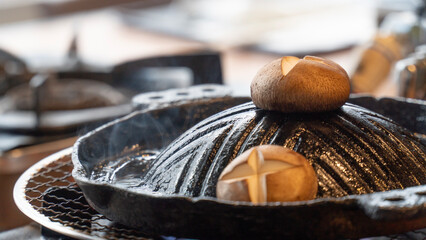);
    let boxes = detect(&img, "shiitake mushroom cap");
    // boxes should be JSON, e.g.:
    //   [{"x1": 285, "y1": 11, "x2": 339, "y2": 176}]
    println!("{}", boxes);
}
[{"x1": 250, "y1": 56, "x2": 351, "y2": 113}]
